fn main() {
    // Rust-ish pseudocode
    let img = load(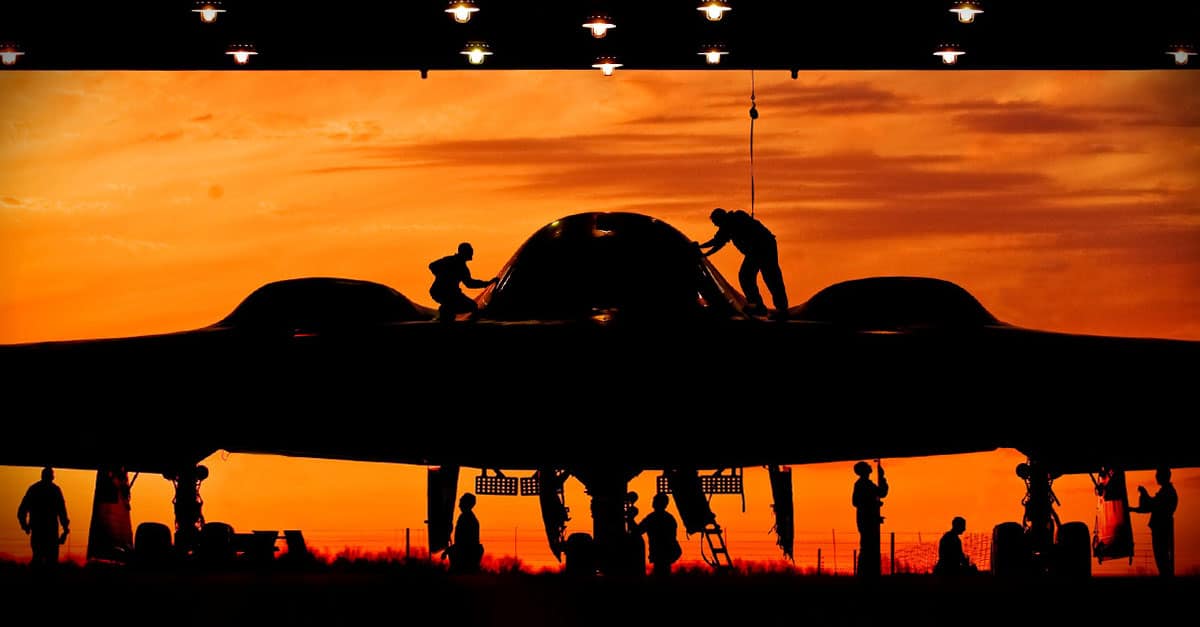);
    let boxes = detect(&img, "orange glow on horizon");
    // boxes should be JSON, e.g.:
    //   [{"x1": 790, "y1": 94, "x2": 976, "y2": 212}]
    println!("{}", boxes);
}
[{"x1": 1, "y1": 70, "x2": 1198, "y2": 571}]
